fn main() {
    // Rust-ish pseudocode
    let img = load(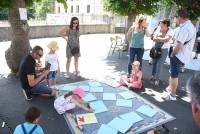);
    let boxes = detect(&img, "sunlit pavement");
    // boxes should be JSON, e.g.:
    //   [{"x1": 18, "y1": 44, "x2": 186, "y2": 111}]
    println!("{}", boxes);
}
[{"x1": 0, "y1": 34, "x2": 200, "y2": 134}]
